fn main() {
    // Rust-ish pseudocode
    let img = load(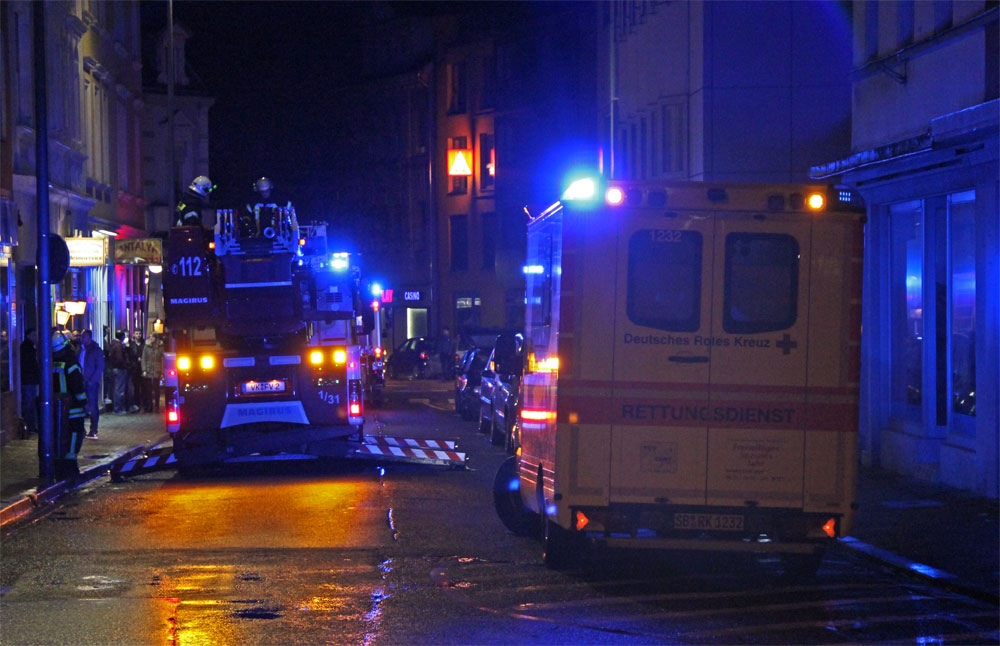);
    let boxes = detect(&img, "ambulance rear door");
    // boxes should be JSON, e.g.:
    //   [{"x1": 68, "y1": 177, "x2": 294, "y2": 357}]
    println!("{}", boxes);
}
[
  {"x1": 610, "y1": 210, "x2": 716, "y2": 506},
  {"x1": 706, "y1": 211, "x2": 811, "y2": 508}
]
